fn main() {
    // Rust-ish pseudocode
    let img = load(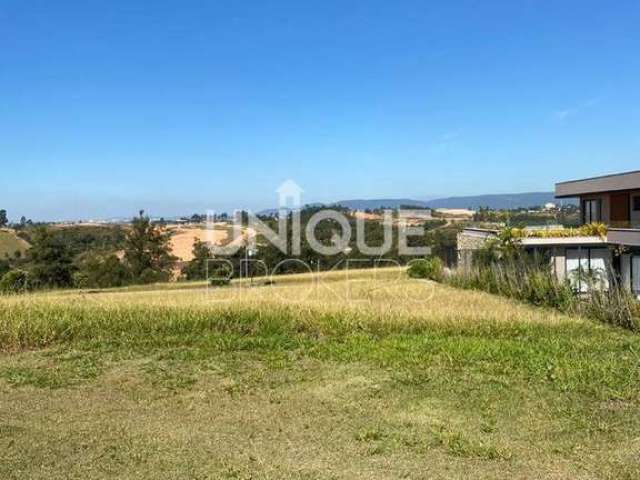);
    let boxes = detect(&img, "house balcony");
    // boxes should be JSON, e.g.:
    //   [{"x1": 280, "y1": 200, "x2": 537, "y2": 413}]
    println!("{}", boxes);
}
[
  {"x1": 460, "y1": 224, "x2": 640, "y2": 249},
  {"x1": 607, "y1": 222, "x2": 640, "y2": 246}
]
